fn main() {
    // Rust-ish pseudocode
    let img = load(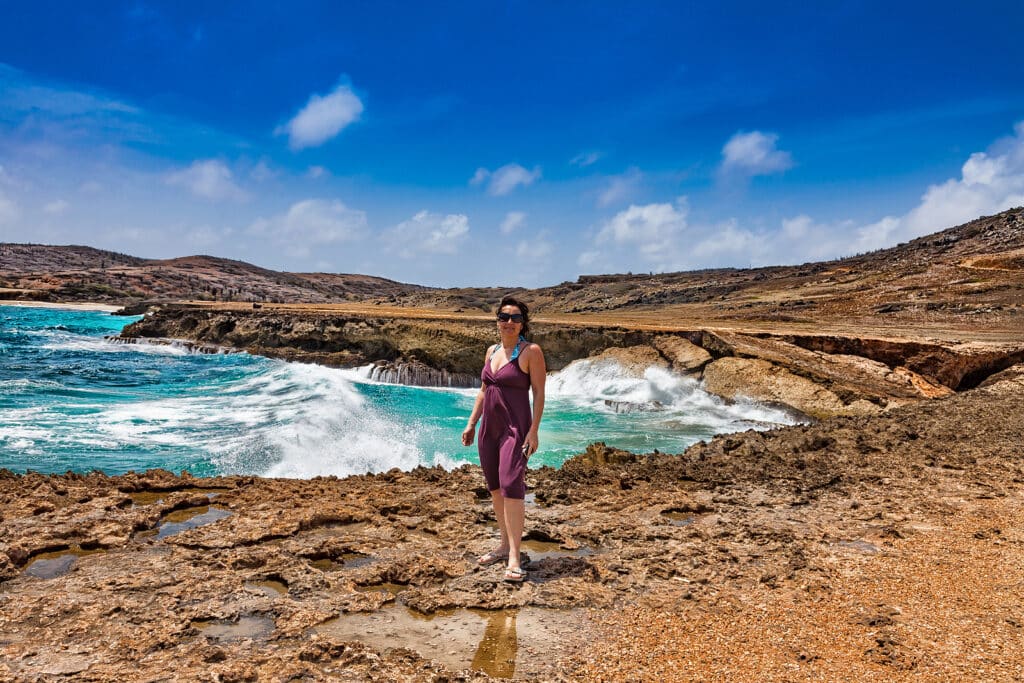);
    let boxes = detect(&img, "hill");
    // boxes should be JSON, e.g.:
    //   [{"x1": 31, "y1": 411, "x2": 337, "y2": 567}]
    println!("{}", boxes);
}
[
  {"x1": 0, "y1": 247, "x2": 425, "y2": 305},
  {"x1": 1, "y1": 208, "x2": 1021, "y2": 329}
]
